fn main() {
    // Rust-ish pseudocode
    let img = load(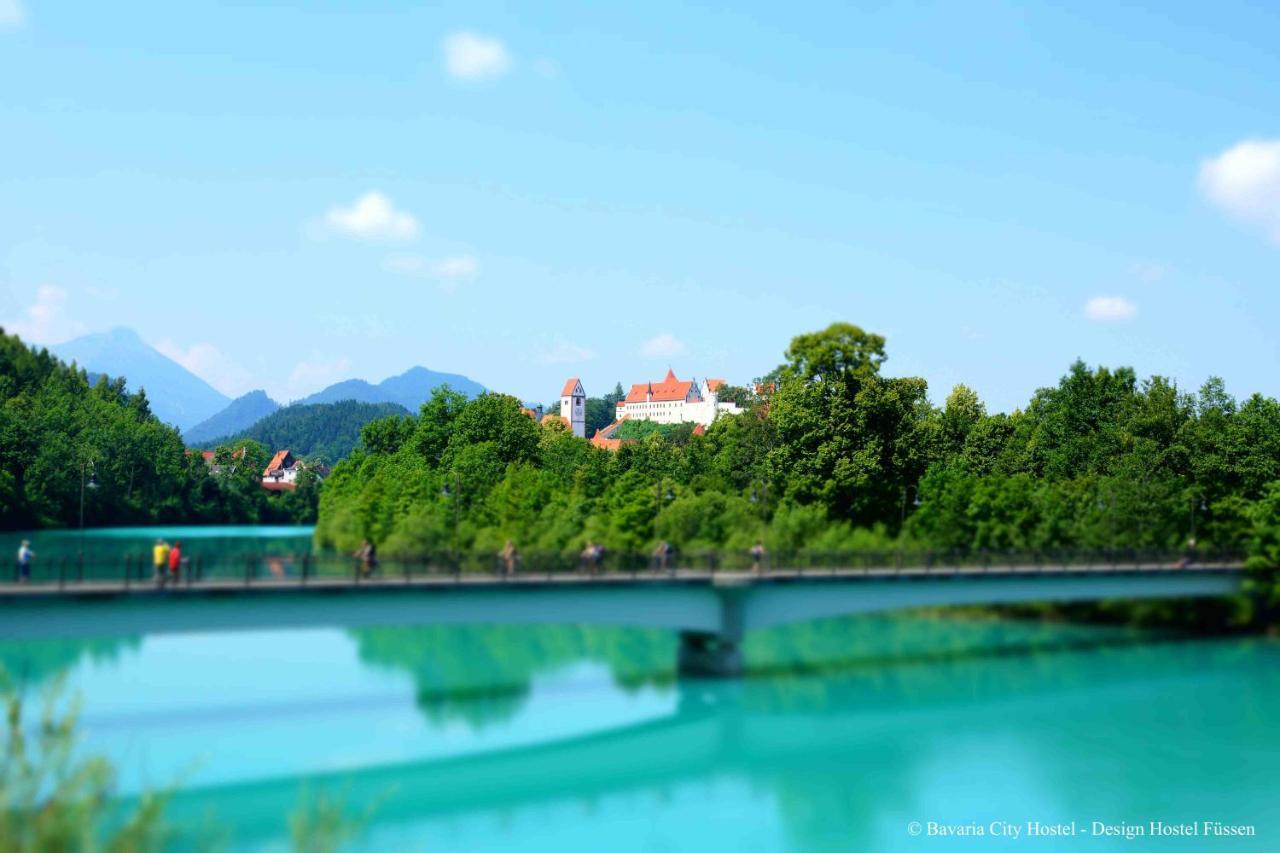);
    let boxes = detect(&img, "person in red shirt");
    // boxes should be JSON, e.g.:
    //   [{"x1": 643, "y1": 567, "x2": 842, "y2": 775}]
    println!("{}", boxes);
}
[{"x1": 168, "y1": 540, "x2": 183, "y2": 582}]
